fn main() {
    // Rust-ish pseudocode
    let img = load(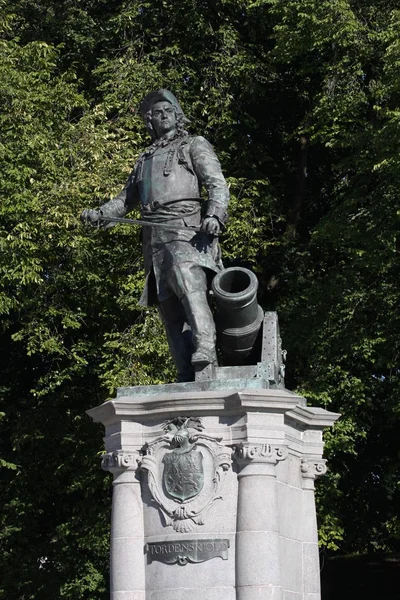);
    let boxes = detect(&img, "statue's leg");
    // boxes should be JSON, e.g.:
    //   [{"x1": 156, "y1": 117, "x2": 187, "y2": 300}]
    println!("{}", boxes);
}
[
  {"x1": 158, "y1": 296, "x2": 194, "y2": 382},
  {"x1": 167, "y1": 262, "x2": 217, "y2": 367},
  {"x1": 180, "y1": 291, "x2": 216, "y2": 366}
]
